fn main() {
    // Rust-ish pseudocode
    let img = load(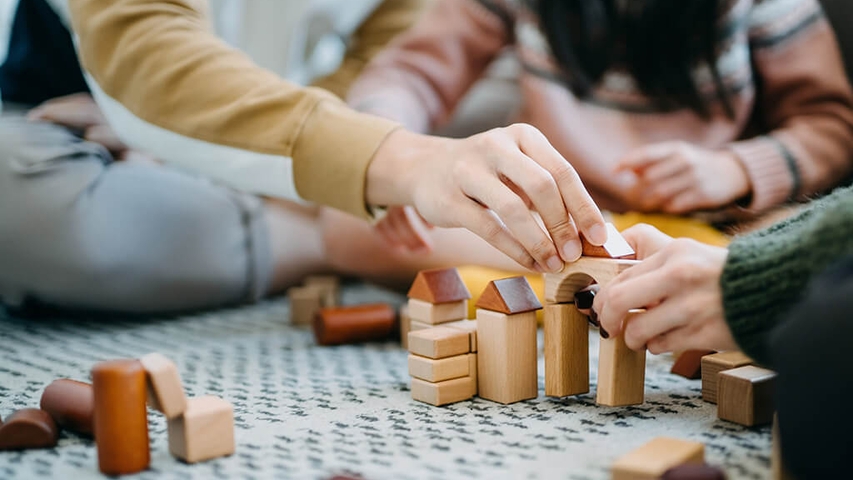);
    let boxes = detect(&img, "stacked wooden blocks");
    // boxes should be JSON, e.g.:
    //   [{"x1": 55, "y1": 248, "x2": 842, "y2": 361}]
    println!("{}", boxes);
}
[
  {"x1": 406, "y1": 267, "x2": 471, "y2": 329},
  {"x1": 700, "y1": 351, "x2": 753, "y2": 404},
  {"x1": 700, "y1": 351, "x2": 777, "y2": 427},
  {"x1": 288, "y1": 275, "x2": 340, "y2": 326}
]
